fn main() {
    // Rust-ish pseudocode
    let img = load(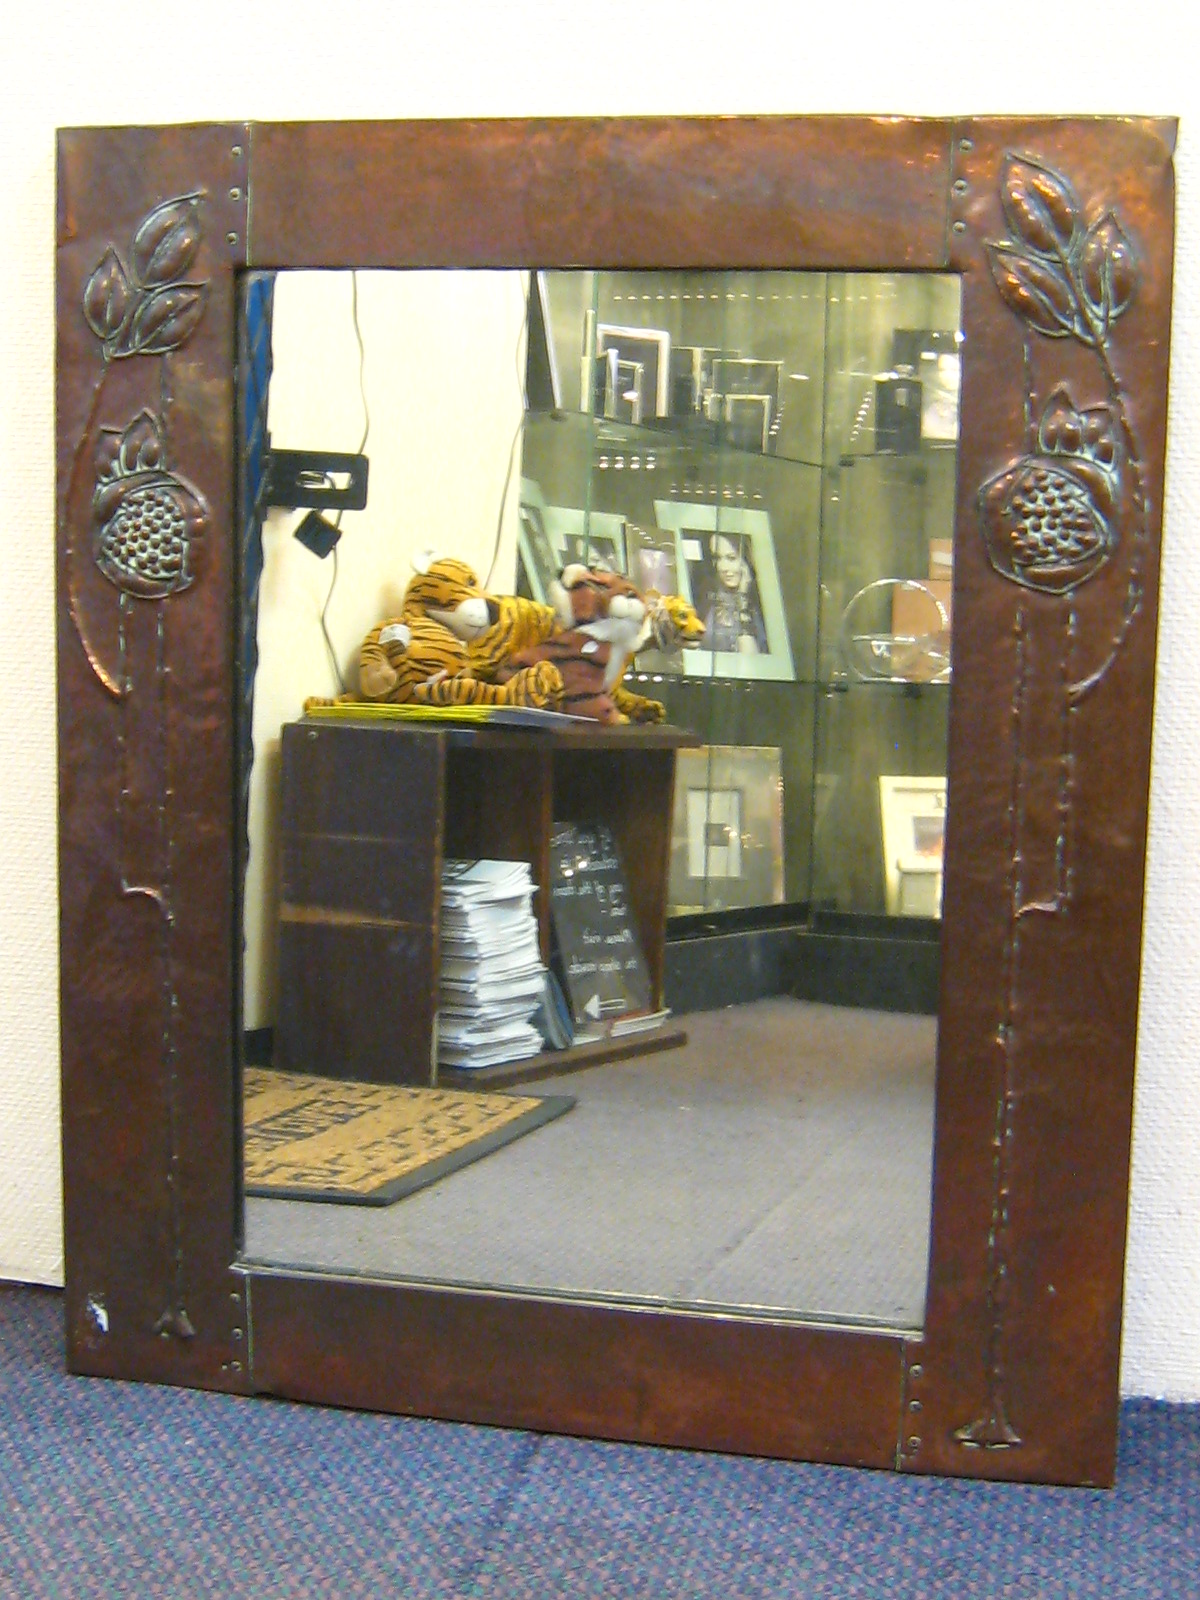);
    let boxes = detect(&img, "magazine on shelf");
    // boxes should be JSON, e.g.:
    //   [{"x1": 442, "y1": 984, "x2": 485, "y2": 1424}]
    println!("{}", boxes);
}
[
  {"x1": 436, "y1": 858, "x2": 549, "y2": 1071},
  {"x1": 305, "y1": 702, "x2": 596, "y2": 729}
]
